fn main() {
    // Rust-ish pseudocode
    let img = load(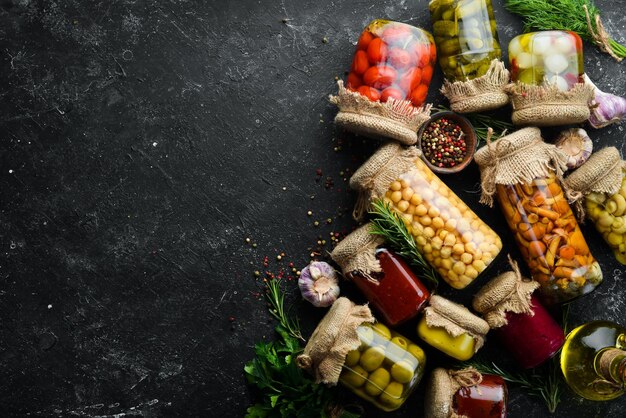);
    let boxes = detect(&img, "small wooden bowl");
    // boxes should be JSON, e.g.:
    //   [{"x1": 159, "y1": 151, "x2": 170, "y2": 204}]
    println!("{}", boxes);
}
[{"x1": 417, "y1": 111, "x2": 477, "y2": 174}]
